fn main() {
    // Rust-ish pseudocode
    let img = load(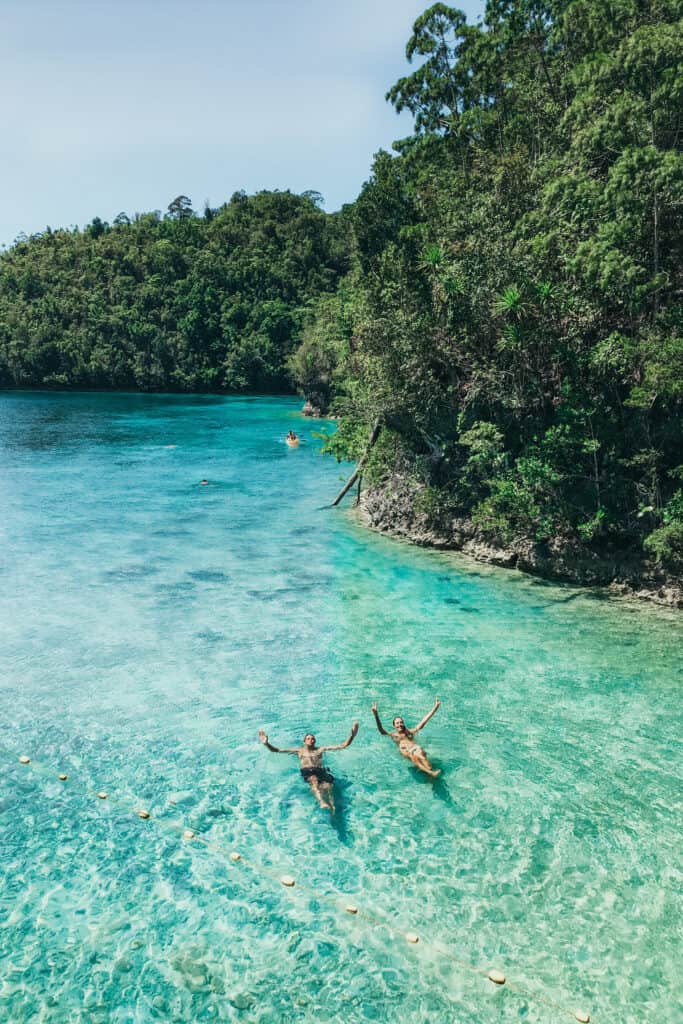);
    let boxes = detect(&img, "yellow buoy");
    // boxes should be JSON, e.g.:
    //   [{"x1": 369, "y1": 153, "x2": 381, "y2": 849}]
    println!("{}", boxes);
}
[
  {"x1": 345, "y1": 905, "x2": 358, "y2": 915},
  {"x1": 406, "y1": 932, "x2": 419, "y2": 944},
  {"x1": 19, "y1": 755, "x2": 30, "y2": 765},
  {"x1": 137, "y1": 809, "x2": 150, "y2": 820},
  {"x1": 280, "y1": 875, "x2": 296, "y2": 887},
  {"x1": 229, "y1": 851, "x2": 241, "y2": 862},
  {"x1": 97, "y1": 791, "x2": 108, "y2": 800},
  {"x1": 488, "y1": 970, "x2": 506, "y2": 985},
  {"x1": 574, "y1": 1013, "x2": 591, "y2": 1023},
  {"x1": 58, "y1": 773, "x2": 68, "y2": 781},
  {"x1": 183, "y1": 829, "x2": 195, "y2": 840}
]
